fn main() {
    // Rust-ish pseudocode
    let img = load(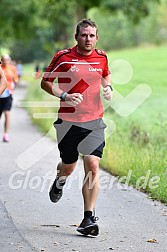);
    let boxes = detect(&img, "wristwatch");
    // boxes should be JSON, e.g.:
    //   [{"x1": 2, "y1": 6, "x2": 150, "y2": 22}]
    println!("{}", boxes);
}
[
  {"x1": 106, "y1": 85, "x2": 113, "y2": 91},
  {"x1": 60, "y1": 92, "x2": 67, "y2": 101}
]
